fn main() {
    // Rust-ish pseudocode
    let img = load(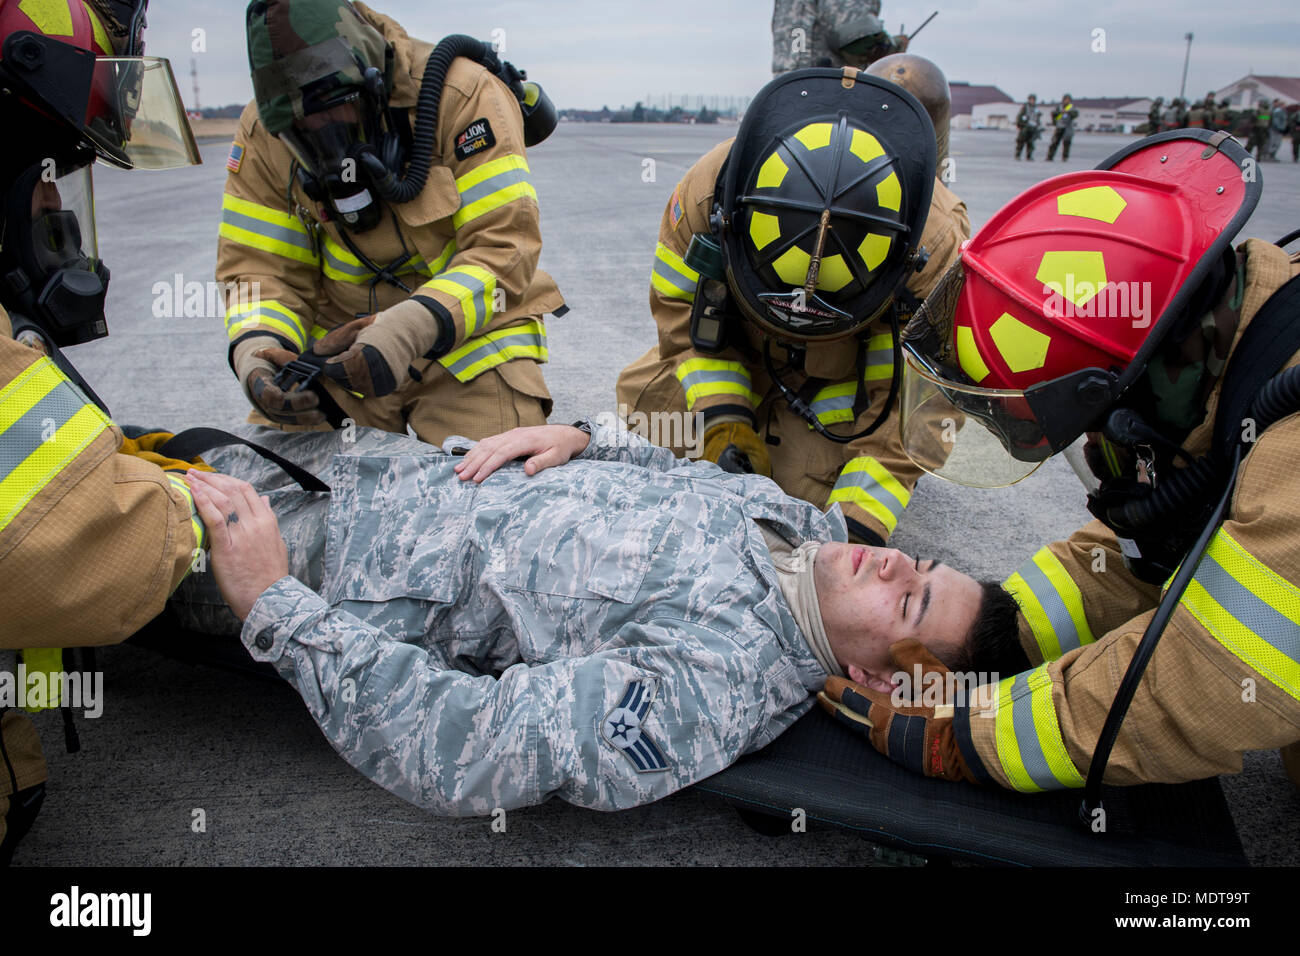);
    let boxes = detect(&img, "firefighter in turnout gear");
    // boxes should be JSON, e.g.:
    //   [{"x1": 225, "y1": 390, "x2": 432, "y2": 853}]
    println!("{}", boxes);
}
[
  {"x1": 616, "y1": 68, "x2": 970, "y2": 547},
  {"x1": 823, "y1": 130, "x2": 1300, "y2": 796},
  {"x1": 219, "y1": 1, "x2": 565, "y2": 445},
  {"x1": 0, "y1": 0, "x2": 204, "y2": 863}
]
